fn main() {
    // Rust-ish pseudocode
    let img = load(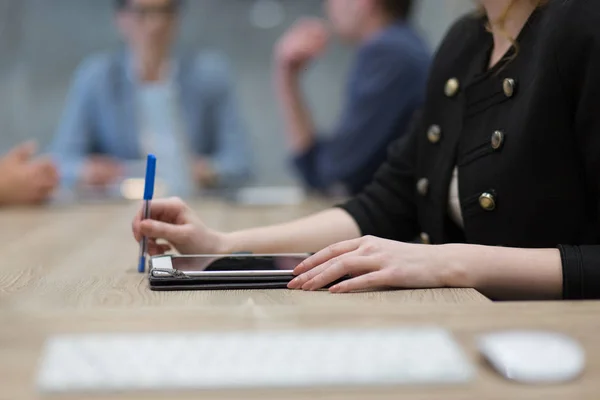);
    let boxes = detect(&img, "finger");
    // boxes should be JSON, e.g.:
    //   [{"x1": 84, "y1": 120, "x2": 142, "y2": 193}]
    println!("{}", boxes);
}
[
  {"x1": 37, "y1": 167, "x2": 59, "y2": 186},
  {"x1": 34, "y1": 178, "x2": 56, "y2": 196},
  {"x1": 288, "y1": 256, "x2": 340, "y2": 289},
  {"x1": 293, "y1": 239, "x2": 362, "y2": 276},
  {"x1": 138, "y1": 237, "x2": 169, "y2": 249},
  {"x1": 7, "y1": 141, "x2": 37, "y2": 162},
  {"x1": 39, "y1": 168, "x2": 60, "y2": 187},
  {"x1": 132, "y1": 197, "x2": 190, "y2": 243},
  {"x1": 290, "y1": 251, "x2": 373, "y2": 290},
  {"x1": 31, "y1": 156, "x2": 56, "y2": 169},
  {"x1": 301, "y1": 255, "x2": 378, "y2": 291},
  {"x1": 329, "y1": 271, "x2": 390, "y2": 293},
  {"x1": 147, "y1": 238, "x2": 172, "y2": 250},
  {"x1": 139, "y1": 219, "x2": 183, "y2": 243},
  {"x1": 33, "y1": 178, "x2": 56, "y2": 192},
  {"x1": 35, "y1": 186, "x2": 54, "y2": 201},
  {"x1": 306, "y1": 29, "x2": 328, "y2": 43},
  {"x1": 141, "y1": 197, "x2": 187, "y2": 223},
  {"x1": 301, "y1": 18, "x2": 327, "y2": 30},
  {"x1": 132, "y1": 212, "x2": 143, "y2": 242},
  {"x1": 132, "y1": 200, "x2": 147, "y2": 240},
  {"x1": 289, "y1": 251, "x2": 355, "y2": 289},
  {"x1": 148, "y1": 244, "x2": 172, "y2": 256},
  {"x1": 43, "y1": 163, "x2": 60, "y2": 182}
]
